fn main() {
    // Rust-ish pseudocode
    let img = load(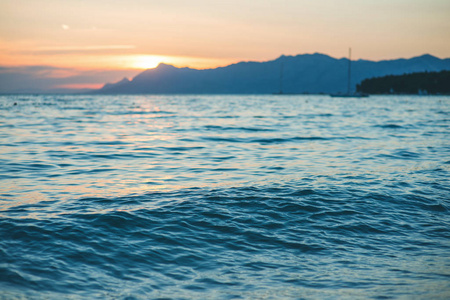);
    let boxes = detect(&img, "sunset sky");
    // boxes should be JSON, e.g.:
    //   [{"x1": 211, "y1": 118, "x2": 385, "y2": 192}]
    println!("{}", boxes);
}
[{"x1": 1, "y1": 0, "x2": 449, "y2": 91}]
